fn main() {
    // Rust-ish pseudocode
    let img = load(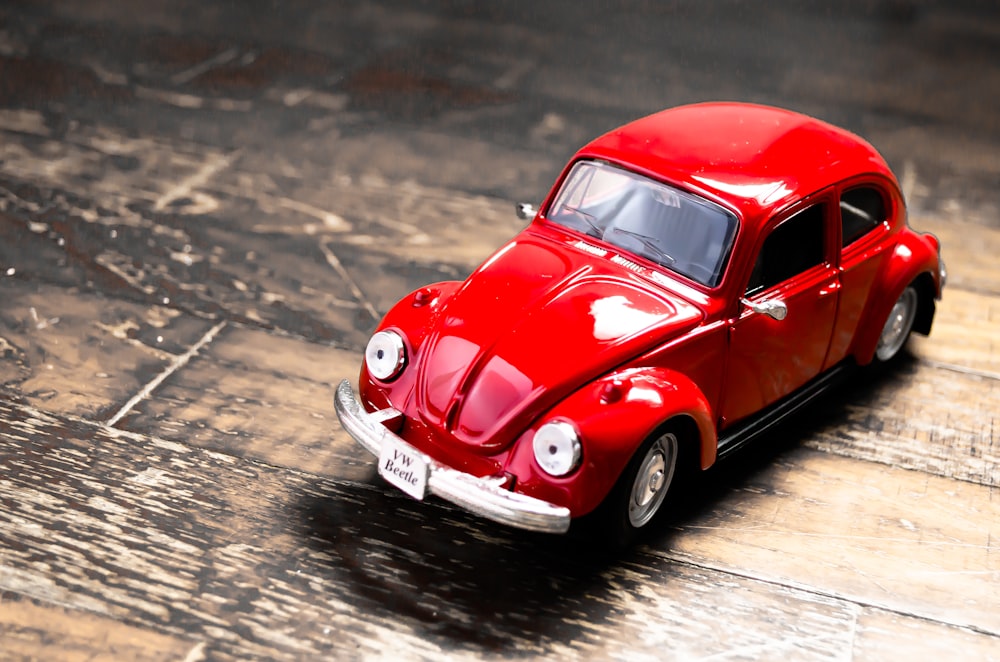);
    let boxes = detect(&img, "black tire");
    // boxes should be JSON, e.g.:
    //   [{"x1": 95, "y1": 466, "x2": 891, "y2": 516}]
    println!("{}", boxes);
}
[
  {"x1": 592, "y1": 426, "x2": 682, "y2": 548},
  {"x1": 875, "y1": 284, "x2": 918, "y2": 362}
]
